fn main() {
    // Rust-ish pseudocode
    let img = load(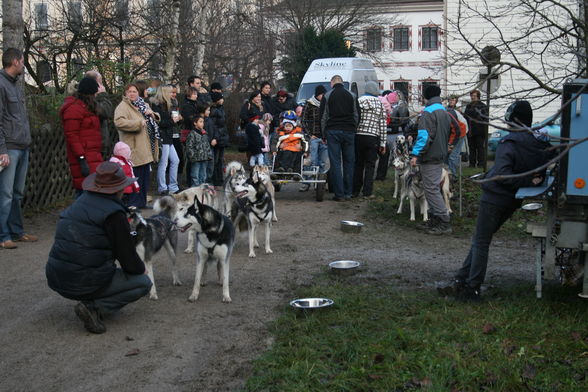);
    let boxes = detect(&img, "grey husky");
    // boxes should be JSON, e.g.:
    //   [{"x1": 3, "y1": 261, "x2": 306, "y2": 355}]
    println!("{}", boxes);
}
[
  {"x1": 128, "y1": 196, "x2": 180, "y2": 300},
  {"x1": 174, "y1": 196, "x2": 235, "y2": 303}
]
